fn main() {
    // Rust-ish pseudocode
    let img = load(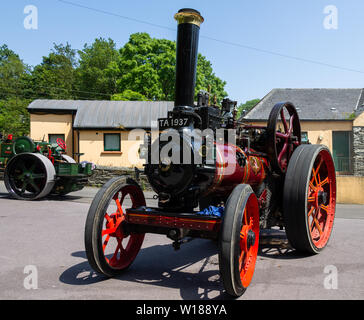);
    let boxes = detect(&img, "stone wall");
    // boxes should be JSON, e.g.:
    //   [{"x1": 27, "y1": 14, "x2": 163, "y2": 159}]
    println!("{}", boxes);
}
[
  {"x1": 87, "y1": 166, "x2": 152, "y2": 190},
  {"x1": 353, "y1": 126, "x2": 364, "y2": 176}
]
